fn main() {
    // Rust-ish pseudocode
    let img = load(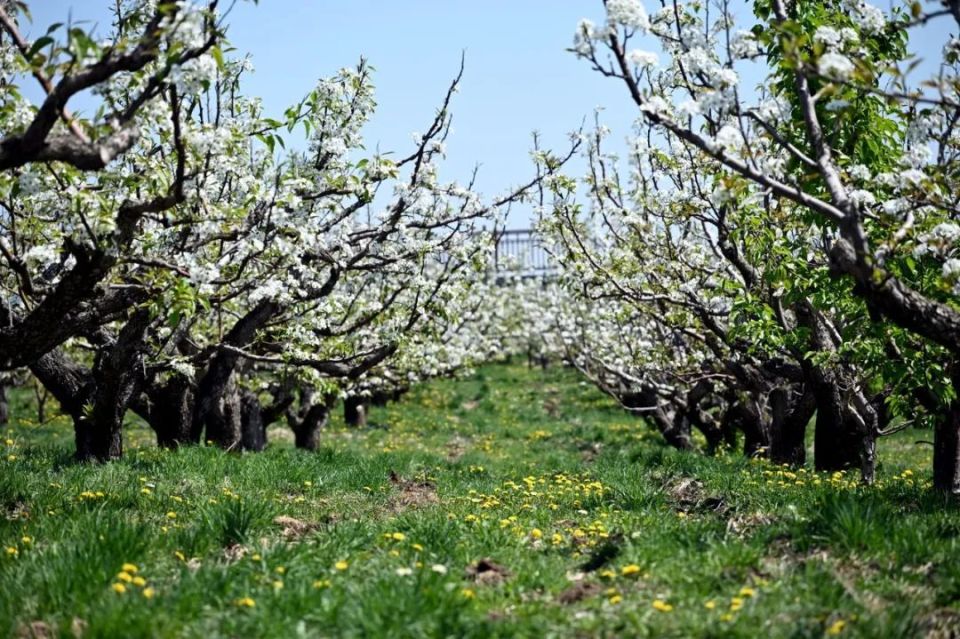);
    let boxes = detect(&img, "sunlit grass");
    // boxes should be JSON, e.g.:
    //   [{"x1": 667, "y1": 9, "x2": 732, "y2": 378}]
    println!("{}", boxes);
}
[{"x1": 0, "y1": 364, "x2": 957, "y2": 638}]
